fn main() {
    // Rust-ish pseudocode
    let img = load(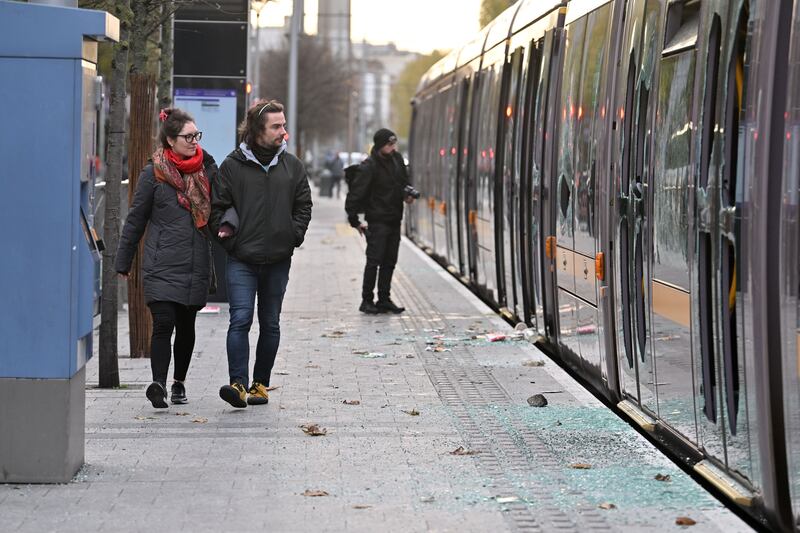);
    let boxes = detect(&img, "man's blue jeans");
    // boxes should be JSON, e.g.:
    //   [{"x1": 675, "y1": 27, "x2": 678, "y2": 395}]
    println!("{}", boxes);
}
[{"x1": 225, "y1": 256, "x2": 291, "y2": 386}]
